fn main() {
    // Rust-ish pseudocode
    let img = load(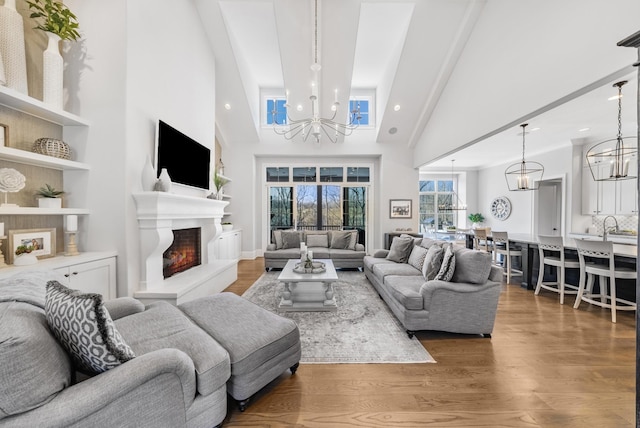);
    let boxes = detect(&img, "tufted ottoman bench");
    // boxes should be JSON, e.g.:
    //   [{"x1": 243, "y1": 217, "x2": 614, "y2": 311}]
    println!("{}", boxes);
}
[{"x1": 179, "y1": 292, "x2": 301, "y2": 411}]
